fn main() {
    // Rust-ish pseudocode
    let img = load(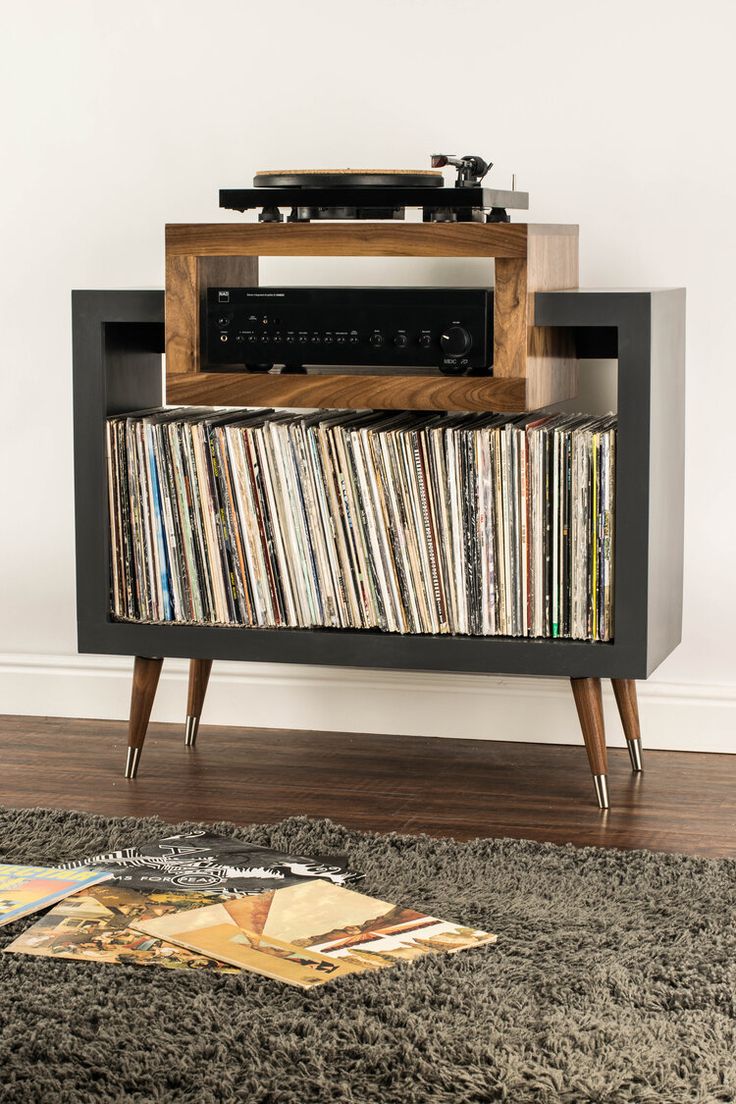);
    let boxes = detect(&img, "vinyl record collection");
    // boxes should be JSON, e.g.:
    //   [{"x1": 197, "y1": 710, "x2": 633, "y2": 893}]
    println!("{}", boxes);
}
[{"x1": 106, "y1": 408, "x2": 616, "y2": 641}]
